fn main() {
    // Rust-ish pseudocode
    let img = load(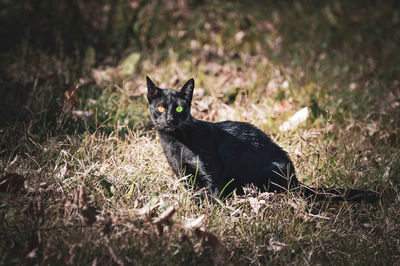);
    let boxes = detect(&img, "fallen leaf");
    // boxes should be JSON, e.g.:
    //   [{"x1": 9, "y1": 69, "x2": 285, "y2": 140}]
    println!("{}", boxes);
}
[
  {"x1": 183, "y1": 215, "x2": 206, "y2": 230},
  {"x1": 190, "y1": 39, "x2": 199, "y2": 50},
  {"x1": 63, "y1": 84, "x2": 79, "y2": 111},
  {"x1": 248, "y1": 197, "x2": 261, "y2": 215},
  {"x1": 267, "y1": 239, "x2": 287, "y2": 253},
  {"x1": 91, "y1": 257, "x2": 98, "y2": 266},
  {"x1": 71, "y1": 110, "x2": 94, "y2": 123},
  {"x1": 153, "y1": 206, "x2": 176, "y2": 225},
  {"x1": 279, "y1": 107, "x2": 309, "y2": 131},
  {"x1": 383, "y1": 166, "x2": 391, "y2": 181},
  {"x1": 137, "y1": 202, "x2": 160, "y2": 216},
  {"x1": 235, "y1": 31, "x2": 245, "y2": 43},
  {"x1": 152, "y1": 206, "x2": 176, "y2": 236},
  {"x1": 4, "y1": 155, "x2": 19, "y2": 172},
  {"x1": 57, "y1": 163, "x2": 70, "y2": 179},
  {"x1": 26, "y1": 248, "x2": 38, "y2": 259}
]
